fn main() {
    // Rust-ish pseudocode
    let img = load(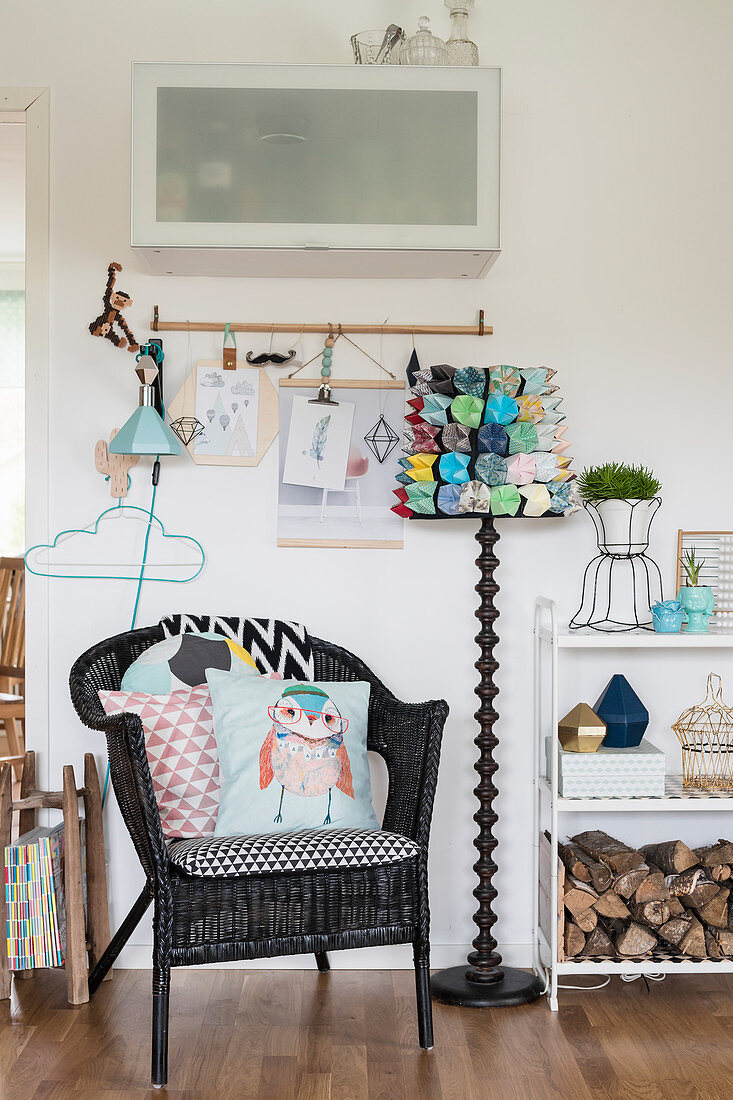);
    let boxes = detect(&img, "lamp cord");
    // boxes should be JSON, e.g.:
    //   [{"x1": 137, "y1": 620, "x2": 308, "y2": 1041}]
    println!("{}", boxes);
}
[{"x1": 102, "y1": 340, "x2": 165, "y2": 808}]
